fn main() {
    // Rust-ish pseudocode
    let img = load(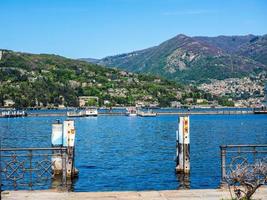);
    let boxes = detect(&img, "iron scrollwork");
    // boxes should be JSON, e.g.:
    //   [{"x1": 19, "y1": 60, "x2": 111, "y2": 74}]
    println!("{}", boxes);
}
[{"x1": 0, "y1": 147, "x2": 67, "y2": 190}]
